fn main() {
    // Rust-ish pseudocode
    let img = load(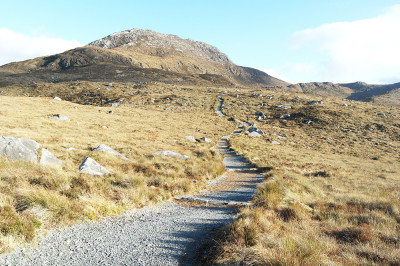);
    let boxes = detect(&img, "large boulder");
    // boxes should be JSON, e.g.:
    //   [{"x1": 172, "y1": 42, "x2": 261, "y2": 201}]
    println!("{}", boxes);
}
[
  {"x1": 0, "y1": 136, "x2": 40, "y2": 163},
  {"x1": 0, "y1": 136, "x2": 62, "y2": 165},
  {"x1": 93, "y1": 144, "x2": 129, "y2": 160},
  {"x1": 153, "y1": 150, "x2": 190, "y2": 160},
  {"x1": 40, "y1": 148, "x2": 63, "y2": 166},
  {"x1": 79, "y1": 157, "x2": 110, "y2": 176}
]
